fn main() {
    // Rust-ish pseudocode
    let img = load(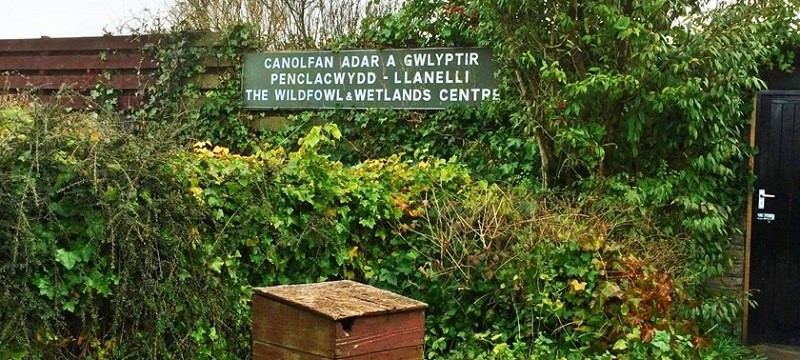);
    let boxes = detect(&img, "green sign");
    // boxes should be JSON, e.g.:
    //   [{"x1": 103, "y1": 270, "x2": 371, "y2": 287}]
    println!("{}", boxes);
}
[{"x1": 241, "y1": 48, "x2": 498, "y2": 110}]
